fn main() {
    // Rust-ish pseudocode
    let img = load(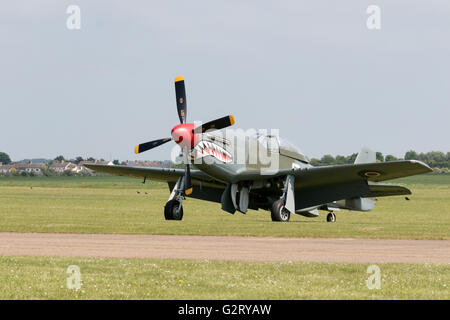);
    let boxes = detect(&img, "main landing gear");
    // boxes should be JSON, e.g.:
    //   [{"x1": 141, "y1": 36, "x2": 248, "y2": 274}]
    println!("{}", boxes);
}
[
  {"x1": 164, "y1": 177, "x2": 185, "y2": 221},
  {"x1": 271, "y1": 199, "x2": 291, "y2": 222},
  {"x1": 164, "y1": 199, "x2": 184, "y2": 220},
  {"x1": 326, "y1": 212, "x2": 336, "y2": 223}
]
